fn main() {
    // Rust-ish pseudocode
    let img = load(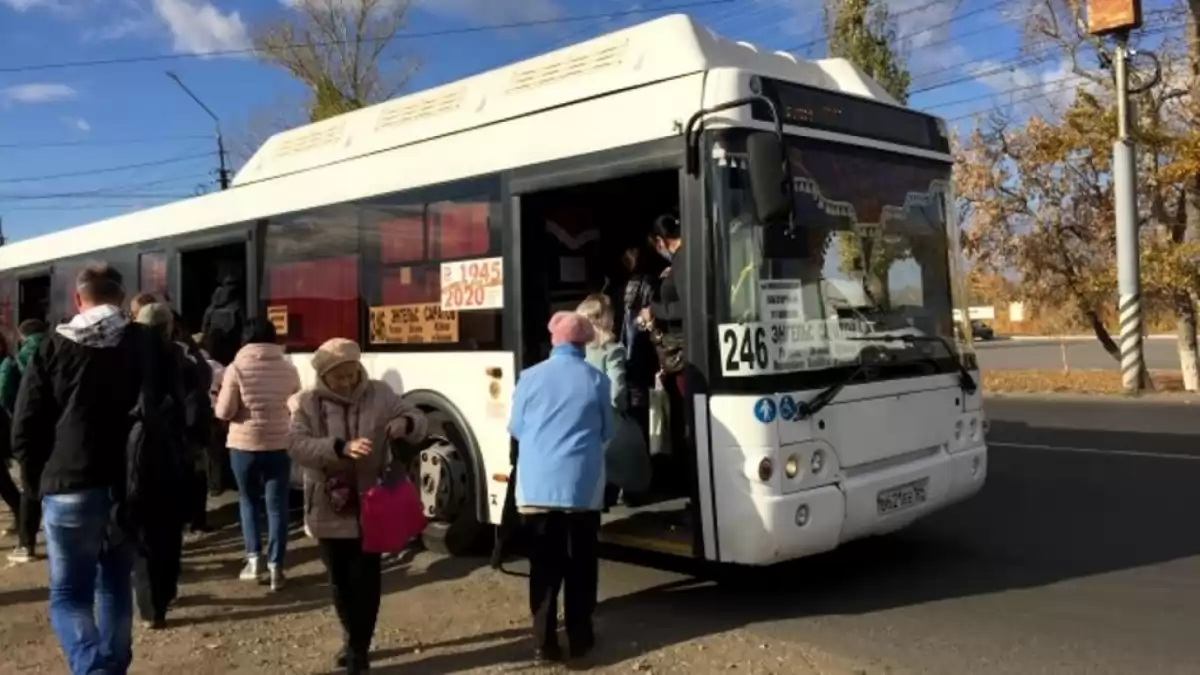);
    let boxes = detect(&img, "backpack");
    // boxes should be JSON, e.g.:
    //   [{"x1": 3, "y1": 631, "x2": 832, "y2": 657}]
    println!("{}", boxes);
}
[
  {"x1": 176, "y1": 344, "x2": 214, "y2": 449},
  {"x1": 205, "y1": 304, "x2": 243, "y2": 364},
  {"x1": 122, "y1": 329, "x2": 191, "y2": 539}
]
